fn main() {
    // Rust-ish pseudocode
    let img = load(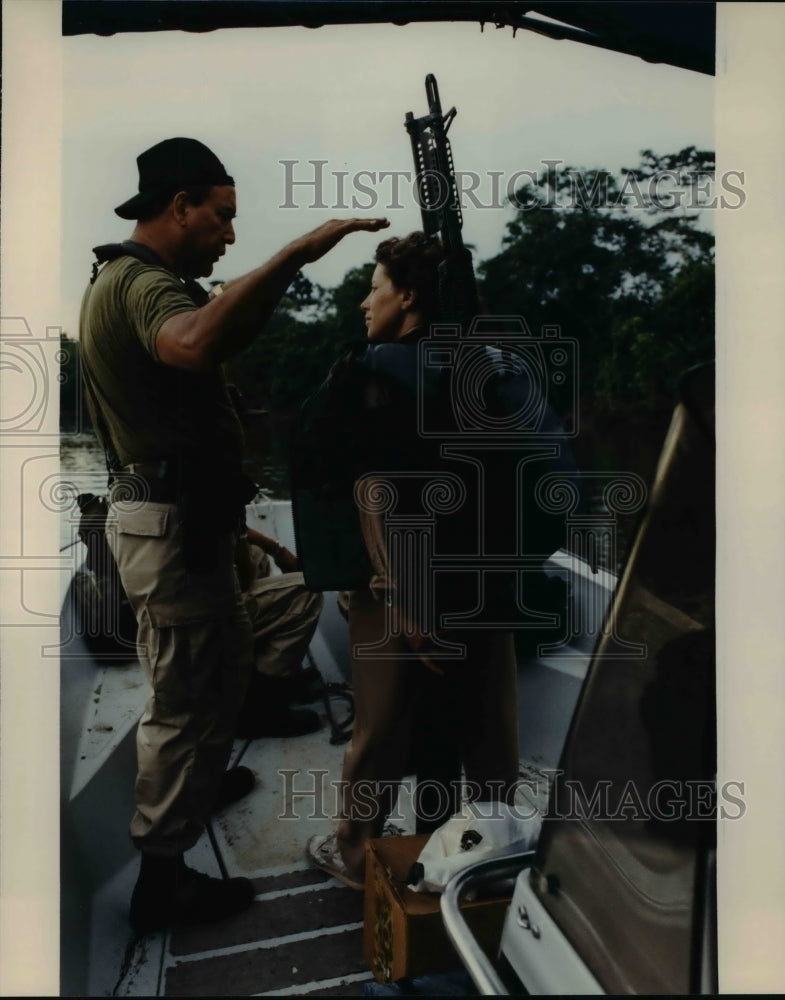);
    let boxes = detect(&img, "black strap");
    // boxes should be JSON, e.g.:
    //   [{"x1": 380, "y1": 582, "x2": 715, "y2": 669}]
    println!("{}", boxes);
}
[{"x1": 90, "y1": 240, "x2": 210, "y2": 306}]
